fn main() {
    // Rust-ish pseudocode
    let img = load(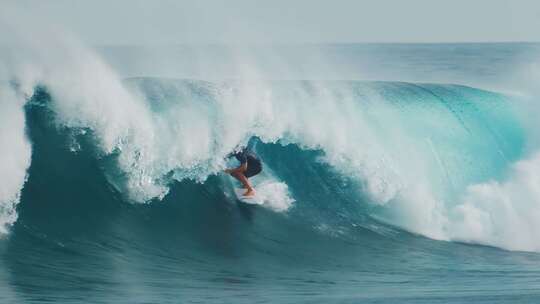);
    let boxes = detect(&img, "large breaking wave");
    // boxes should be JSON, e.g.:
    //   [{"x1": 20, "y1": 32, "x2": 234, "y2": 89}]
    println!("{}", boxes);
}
[
  {"x1": 1, "y1": 8, "x2": 540, "y2": 253},
  {"x1": 4, "y1": 68, "x2": 539, "y2": 251}
]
